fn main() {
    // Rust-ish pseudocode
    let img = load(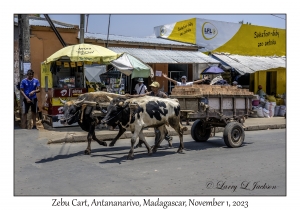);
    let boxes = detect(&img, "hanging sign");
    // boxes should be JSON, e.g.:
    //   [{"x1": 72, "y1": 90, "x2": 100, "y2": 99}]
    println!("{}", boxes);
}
[
  {"x1": 155, "y1": 70, "x2": 162, "y2": 77},
  {"x1": 41, "y1": 63, "x2": 53, "y2": 88},
  {"x1": 77, "y1": 62, "x2": 82, "y2": 66},
  {"x1": 70, "y1": 62, "x2": 76, "y2": 67},
  {"x1": 56, "y1": 61, "x2": 62, "y2": 66},
  {"x1": 64, "y1": 62, "x2": 70, "y2": 67},
  {"x1": 23, "y1": 62, "x2": 31, "y2": 75}
]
